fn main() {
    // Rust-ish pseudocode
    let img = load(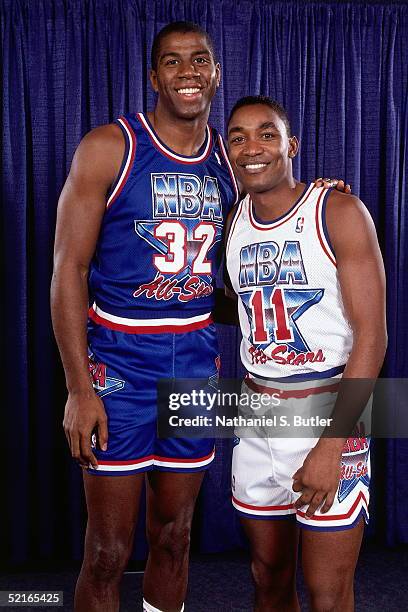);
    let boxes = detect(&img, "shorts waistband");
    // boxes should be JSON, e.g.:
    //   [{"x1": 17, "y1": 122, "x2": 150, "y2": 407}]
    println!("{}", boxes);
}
[
  {"x1": 244, "y1": 374, "x2": 341, "y2": 399},
  {"x1": 89, "y1": 303, "x2": 213, "y2": 334}
]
